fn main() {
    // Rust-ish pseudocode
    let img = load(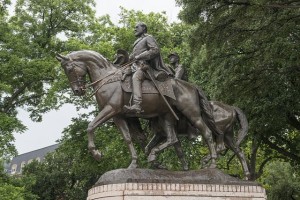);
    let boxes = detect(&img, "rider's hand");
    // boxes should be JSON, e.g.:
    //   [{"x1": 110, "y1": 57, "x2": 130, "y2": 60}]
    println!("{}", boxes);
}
[
  {"x1": 134, "y1": 55, "x2": 141, "y2": 61},
  {"x1": 141, "y1": 64, "x2": 149, "y2": 71},
  {"x1": 129, "y1": 54, "x2": 135, "y2": 61}
]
